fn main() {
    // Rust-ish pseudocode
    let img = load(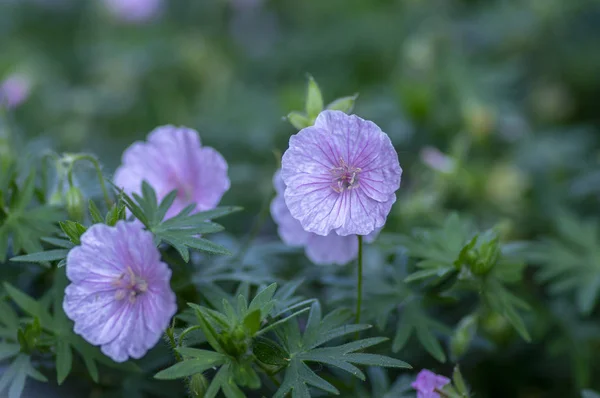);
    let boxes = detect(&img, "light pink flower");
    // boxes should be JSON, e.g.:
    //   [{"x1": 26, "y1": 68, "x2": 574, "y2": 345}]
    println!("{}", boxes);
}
[
  {"x1": 420, "y1": 146, "x2": 455, "y2": 173},
  {"x1": 271, "y1": 170, "x2": 378, "y2": 265},
  {"x1": 281, "y1": 110, "x2": 401, "y2": 236},
  {"x1": 64, "y1": 222, "x2": 176, "y2": 362},
  {"x1": 0, "y1": 74, "x2": 31, "y2": 109},
  {"x1": 114, "y1": 125, "x2": 230, "y2": 220},
  {"x1": 411, "y1": 369, "x2": 451, "y2": 398}
]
